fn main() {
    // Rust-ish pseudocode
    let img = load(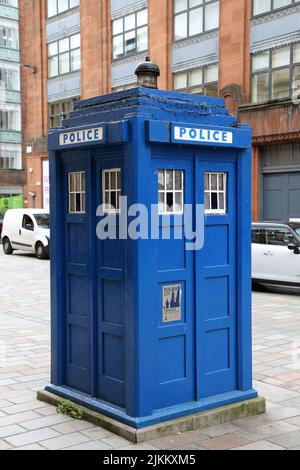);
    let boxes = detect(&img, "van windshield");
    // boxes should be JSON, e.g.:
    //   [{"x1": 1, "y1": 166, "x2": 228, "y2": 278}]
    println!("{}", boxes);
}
[{"x1": 34, "y1": 214, "x2": 50, "y2": 229}]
